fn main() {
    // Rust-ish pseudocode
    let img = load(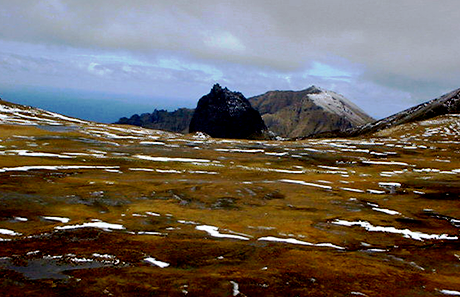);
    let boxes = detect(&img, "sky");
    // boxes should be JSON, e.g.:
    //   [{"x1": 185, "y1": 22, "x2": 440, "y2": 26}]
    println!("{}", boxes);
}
[{"x1": 0, "y1": 0, "x2": 459, "y2": 122}]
